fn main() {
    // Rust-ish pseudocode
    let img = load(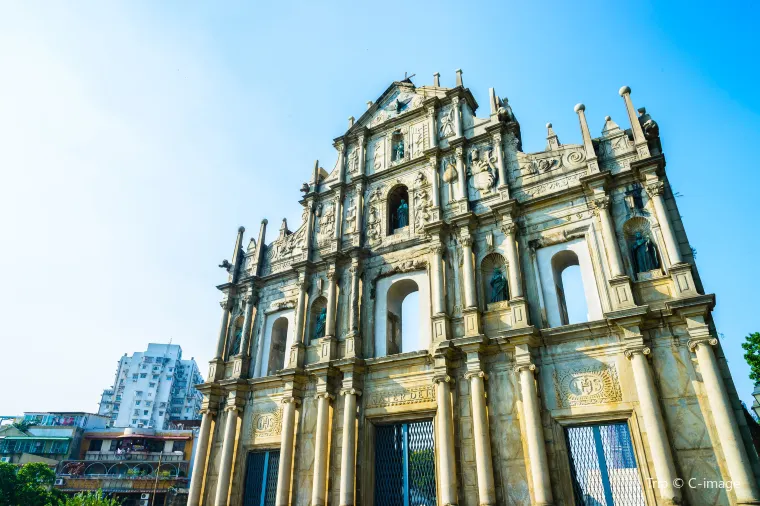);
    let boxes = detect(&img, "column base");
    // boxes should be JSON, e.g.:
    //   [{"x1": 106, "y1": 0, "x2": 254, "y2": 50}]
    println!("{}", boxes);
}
[
  {"x1": 609, "y1": 275, "x2": 637, "y2": 310},
  {"x1": 462, "y1": 307, "x2": 482, "y2": 337},
  {"x1": 231, "y1": 355, "x2": 251, "y2": 379},
  {"x1": 317, "y1": 337, "x2": 337, "y2": 363},
  {"x1": 509, "y1": 297, "x2": 529, "y2": 328},
  {"x1": 669, "y1": 262, "x2": 698, "y2": 298},
  {"x1": 432, "y1": 313, "x2": 450, "y2": 342},
  {"x1": 288, "y1": 343, "x2": 306, "y2": 369},
  {"x1": 207, "y1": 358, "x2": 225, "y2": 382}
]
